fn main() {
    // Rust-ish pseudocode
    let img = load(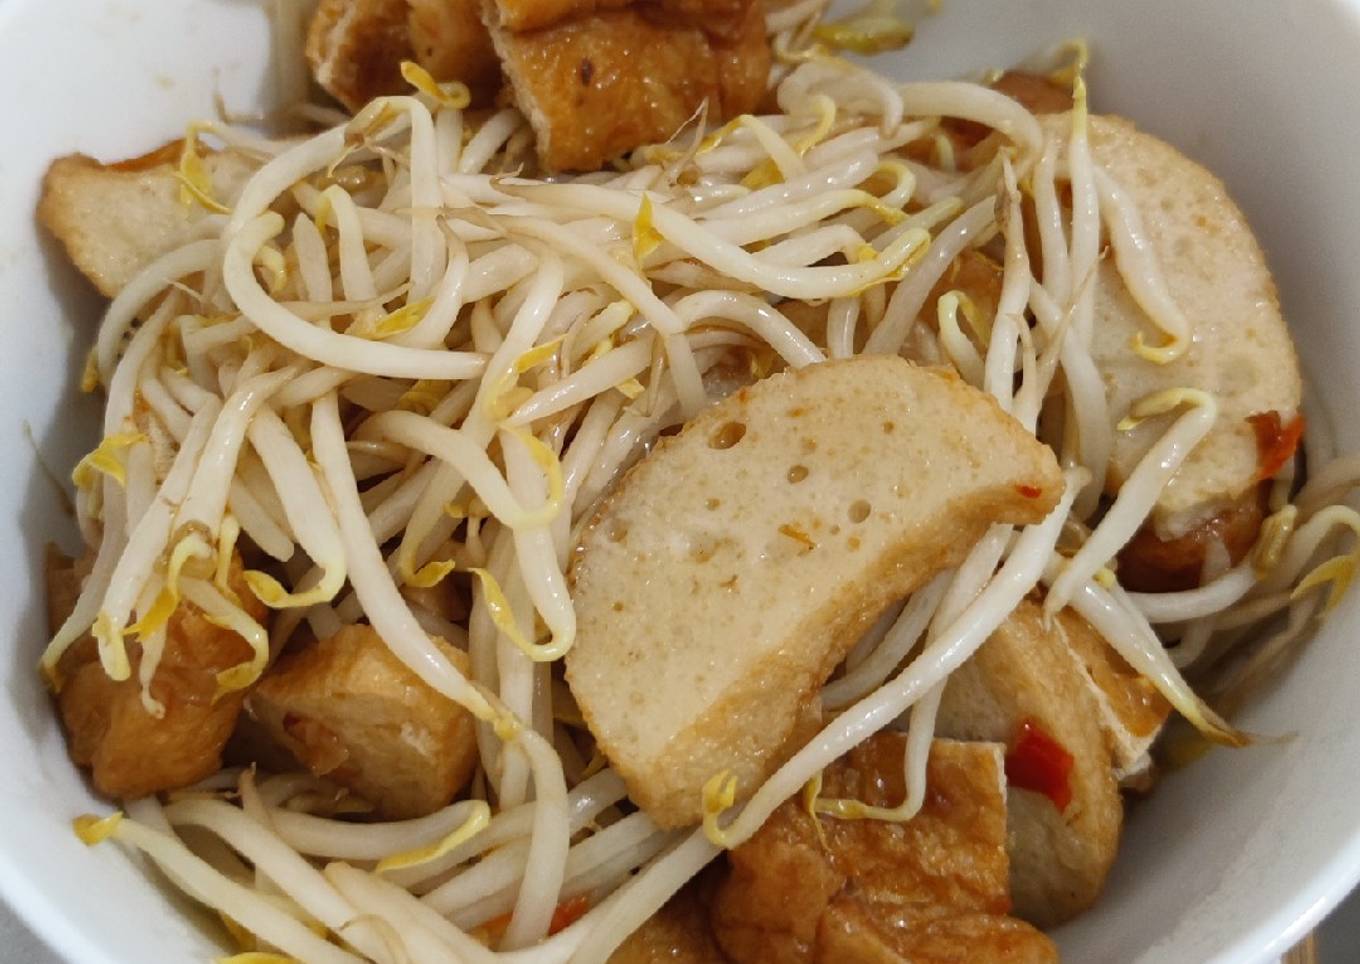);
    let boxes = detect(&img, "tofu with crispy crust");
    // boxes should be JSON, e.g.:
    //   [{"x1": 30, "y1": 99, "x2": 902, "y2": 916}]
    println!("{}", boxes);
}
[
  {"x1": 408, "y1": 0, "x2": 502, "y2": 101},
  {"x1": 937, "y1": 599, "x2": 1127, "y2": 927},
  {"x1": 247, "y1": 624, "x2": 478, "y2": 819},
  {"x1": 490, "y1": 0, "x2": 769, "y2": 171},
  {"x1": 710, "y1": 736, "x2": 1058, "y2": 964},
  {"x1": 816, "y1": 901, "x2": 1060, "y2": 964},
  {"x1": 608, "y1": 879, "x2": 724, "y2": 963},
  {"x1": 306, "y1": 0, "x2": 501, "y2": 109},
  {"x1": 566, "y1": 356, "x2": 1064, "y2": 828},
  {"x1": 305, "y1": 0, "x2": 417, "y2": 112},
  {"x1": 304, "y1": 0, "x2": 769, "y2": 171},
  {"x1": 49, "y1": 550, "x2": 270, "y2": 800}
]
